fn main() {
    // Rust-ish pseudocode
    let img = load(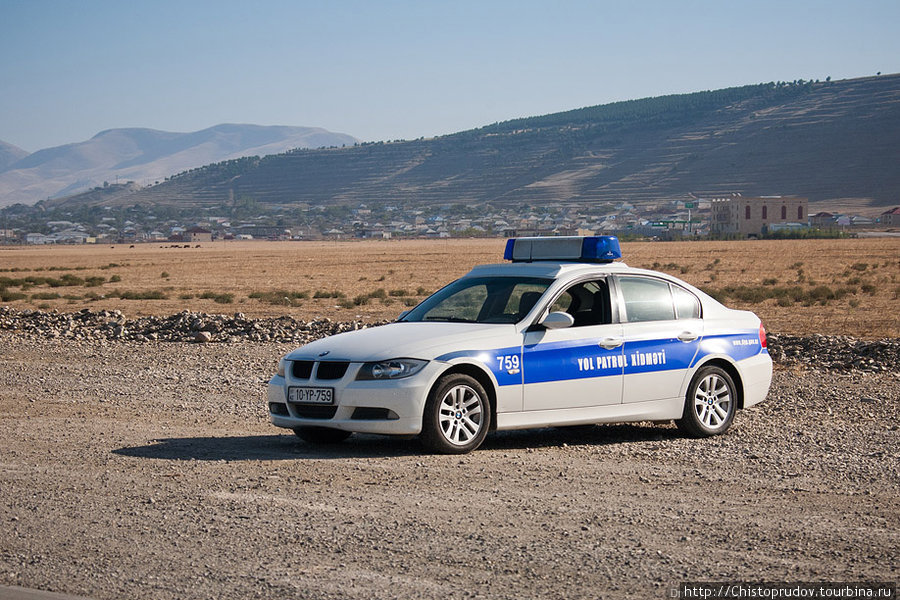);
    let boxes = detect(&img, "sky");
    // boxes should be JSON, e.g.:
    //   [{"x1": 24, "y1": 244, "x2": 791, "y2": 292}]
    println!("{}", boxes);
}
[{"x1": 1, "y1": 0, "x2": 898, "y2": 153}]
